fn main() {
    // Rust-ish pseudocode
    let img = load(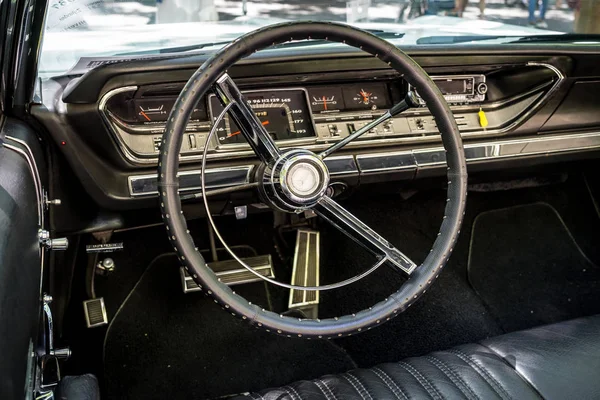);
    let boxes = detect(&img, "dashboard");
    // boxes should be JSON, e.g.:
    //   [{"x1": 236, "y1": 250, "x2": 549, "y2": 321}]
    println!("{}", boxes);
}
[{"x1": 31, "y1": 45, "x2": 600, "y2": 213}]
